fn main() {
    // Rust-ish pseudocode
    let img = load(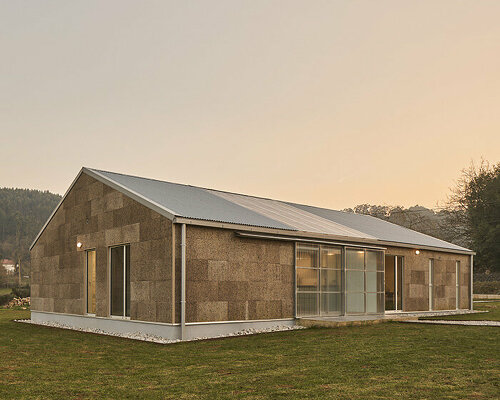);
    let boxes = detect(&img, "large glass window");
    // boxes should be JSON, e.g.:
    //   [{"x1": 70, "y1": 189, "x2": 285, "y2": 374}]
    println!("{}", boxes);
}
[
  {"x1": 297, "y1": 245, "x2": 384, "y2": 316},
  {"x1": 111, "y1": 245, "x2": 130, "y2": 317},
  {"x1": 86, "y1": 250, "x2": 96, "y2": 314},
  {"x1": 296, "y1": 244, "x2": 342, "y2": 316},
  {"x1": 346, "y1": 249, "x2": 384, "y2": 314}
]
